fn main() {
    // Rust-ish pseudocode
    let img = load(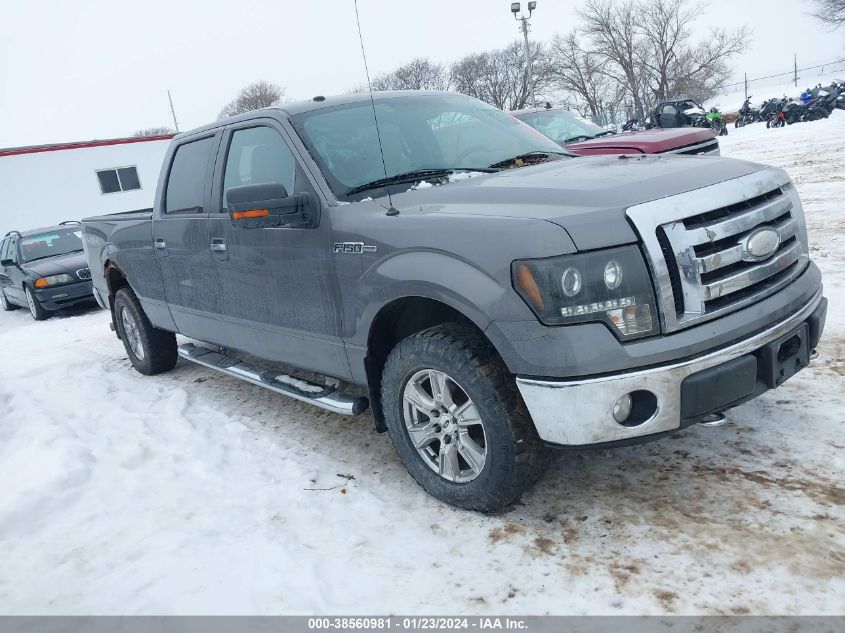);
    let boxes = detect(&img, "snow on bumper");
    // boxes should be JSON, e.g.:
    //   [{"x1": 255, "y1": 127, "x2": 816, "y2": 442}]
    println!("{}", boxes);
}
[{"x1": 516, "y1": 288, "x2": 826, "y2": 446}]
